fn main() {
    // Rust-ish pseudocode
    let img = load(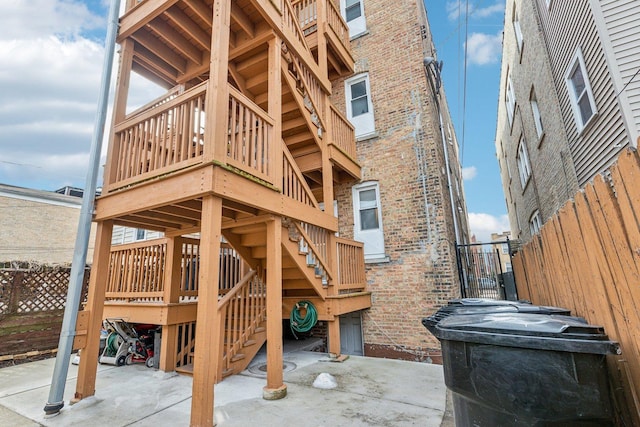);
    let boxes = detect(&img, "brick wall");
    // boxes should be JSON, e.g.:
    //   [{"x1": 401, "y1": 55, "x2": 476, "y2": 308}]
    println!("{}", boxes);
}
[
  {"x1": 0, "y1": 195, "x2": 97, "y2": 265},
  {"x1": 331, "y1": 0, "x2": 462, "y2": 361}
]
